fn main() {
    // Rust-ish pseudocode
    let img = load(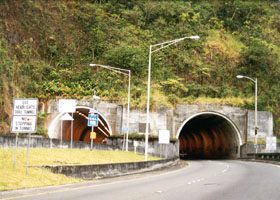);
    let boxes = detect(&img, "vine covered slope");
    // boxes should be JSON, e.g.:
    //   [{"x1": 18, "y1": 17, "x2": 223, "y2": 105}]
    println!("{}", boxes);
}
[{"x1": 0, "y1": 1, "x2": 280, "y2": 135}]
